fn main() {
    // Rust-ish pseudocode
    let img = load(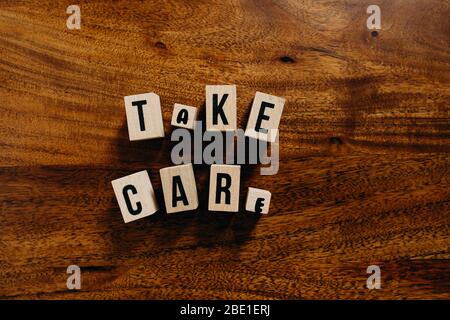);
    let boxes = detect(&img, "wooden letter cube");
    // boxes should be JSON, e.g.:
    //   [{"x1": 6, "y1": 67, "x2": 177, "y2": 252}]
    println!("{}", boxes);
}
[
  {"x1": 245, "y1": 187, "x2": 271, "y2": 214},
  {"x1": 124, "y1": 92, "x2": 165, "y2": 141},
  {"x1": 111, "y1": 170, "x2": 159, "y2": 223},
  {"x1": 171, "y1": 103, "x2": 198, "y2": 130},
  {"x1": 160, "y1": 163, "x2": 199, "y2": 214},
  {"x1": 245, "y1": 91, "x2": 285, "y2": 142},
  {"x1": 208, "y1": 164, "x2": 240, "y2": 212},
  {"x1": 206, "y1": 85, "x2": 237, "y2": 131}
]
